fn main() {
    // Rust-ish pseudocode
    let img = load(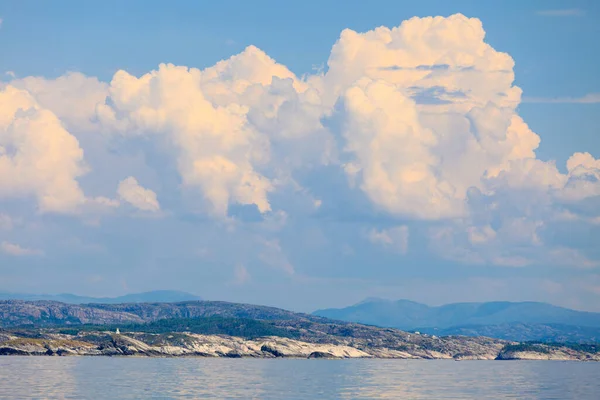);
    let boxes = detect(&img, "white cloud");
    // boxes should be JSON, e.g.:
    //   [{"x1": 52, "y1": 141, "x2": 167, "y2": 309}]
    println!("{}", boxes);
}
[
  {"x1": 117, "y1": 177, "x2": 160, "y2": 212},
  {"x1": 0, "y1": 213, "x2": 12, "y2": 230},
  {"x1": 4, "y1": 72, "x2": 108, "y2": 132},
  {"x1": 0, "y1": 86, "x2": 87, "y2": 213},
  {"x1": 1, "y1": 241, "x2": 43, "y2": 256},
  {"x1": 428, "y1": 152, "x2": 600, "y2": 267},
  {"x1": 1, "y1": 13, "x2": 598, "y2": 271},
  {"x1": 325, "y1": 14, "x2": 539, "y2": 219},
  {"x1": 560, "y1": 152, "x2": 600, "y2": 202},
  {"x1": 232, "y1": 263, "x2": 250, "y2": 285},
  {"x1": 548, "y1": 248, "x2": 600, "y2": 269},
  {"x1": 536, "y1": 9, "x2": 584, "y2": 17},
  {"x1": 523, "y1": 93, "x2": 600, "y2": 104},
  {"x1": 258, "y1": 239, "x2": 295, "y2": 275},
  {"x1": 97, "y1": 61, "x2": 276, "y2": 217},
  {"x1": 368, "y1": 226, "x2": 409, "y2": 254},
  {"x1": 94, "y1": 45, "x2": 335, "y2": 218}
]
